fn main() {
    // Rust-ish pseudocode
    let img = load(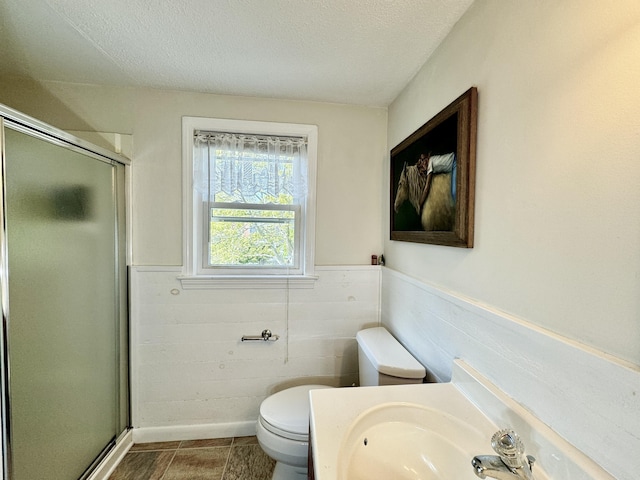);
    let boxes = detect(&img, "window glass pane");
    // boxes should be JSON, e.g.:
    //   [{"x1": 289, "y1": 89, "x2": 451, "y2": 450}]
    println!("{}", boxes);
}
[{"x1": 209, "y1": 208, "x2": 295, "y2": 267}]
